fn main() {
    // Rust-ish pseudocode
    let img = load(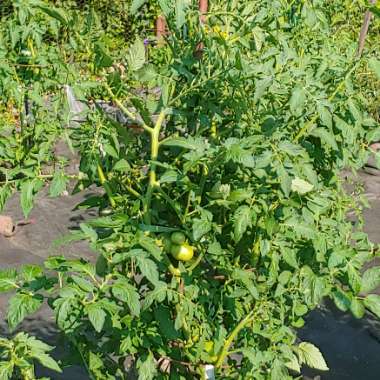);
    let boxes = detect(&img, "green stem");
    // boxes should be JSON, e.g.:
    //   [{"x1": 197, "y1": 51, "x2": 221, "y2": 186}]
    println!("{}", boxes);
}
[
  {"x1": 144, "y1": 110, "x2": 167, "y2": 224},
  {"x1": 197, "y1": 164, "x2": 209, "y2": 204},
  {"x1": 182, "y1": 191, "x2": 192, "y2": 223},
  {"x1": 157, "y1": 187, "x2": 184, "y2": 222},
  {"x1": 71, "y1": 338, "x2": 96, "y2": 380},
  {"x1": 104, "y1": 83, "x2": 153, "y2": 134},
  {"x1": 215, "y1": 309, "x2": 255, "y2": 368},
  {"x1": 0, "y1": 174, "x2": 78, "y2": 185},
  {"x1": 125, "y1": 185, "x2": 141, "y2": 198},
  {"x1": 187, "y1": 253, "x2": 204, "y2": 272},
  {"x1": 97, "y1": 164, "x2": 116, "y2": 208}
]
